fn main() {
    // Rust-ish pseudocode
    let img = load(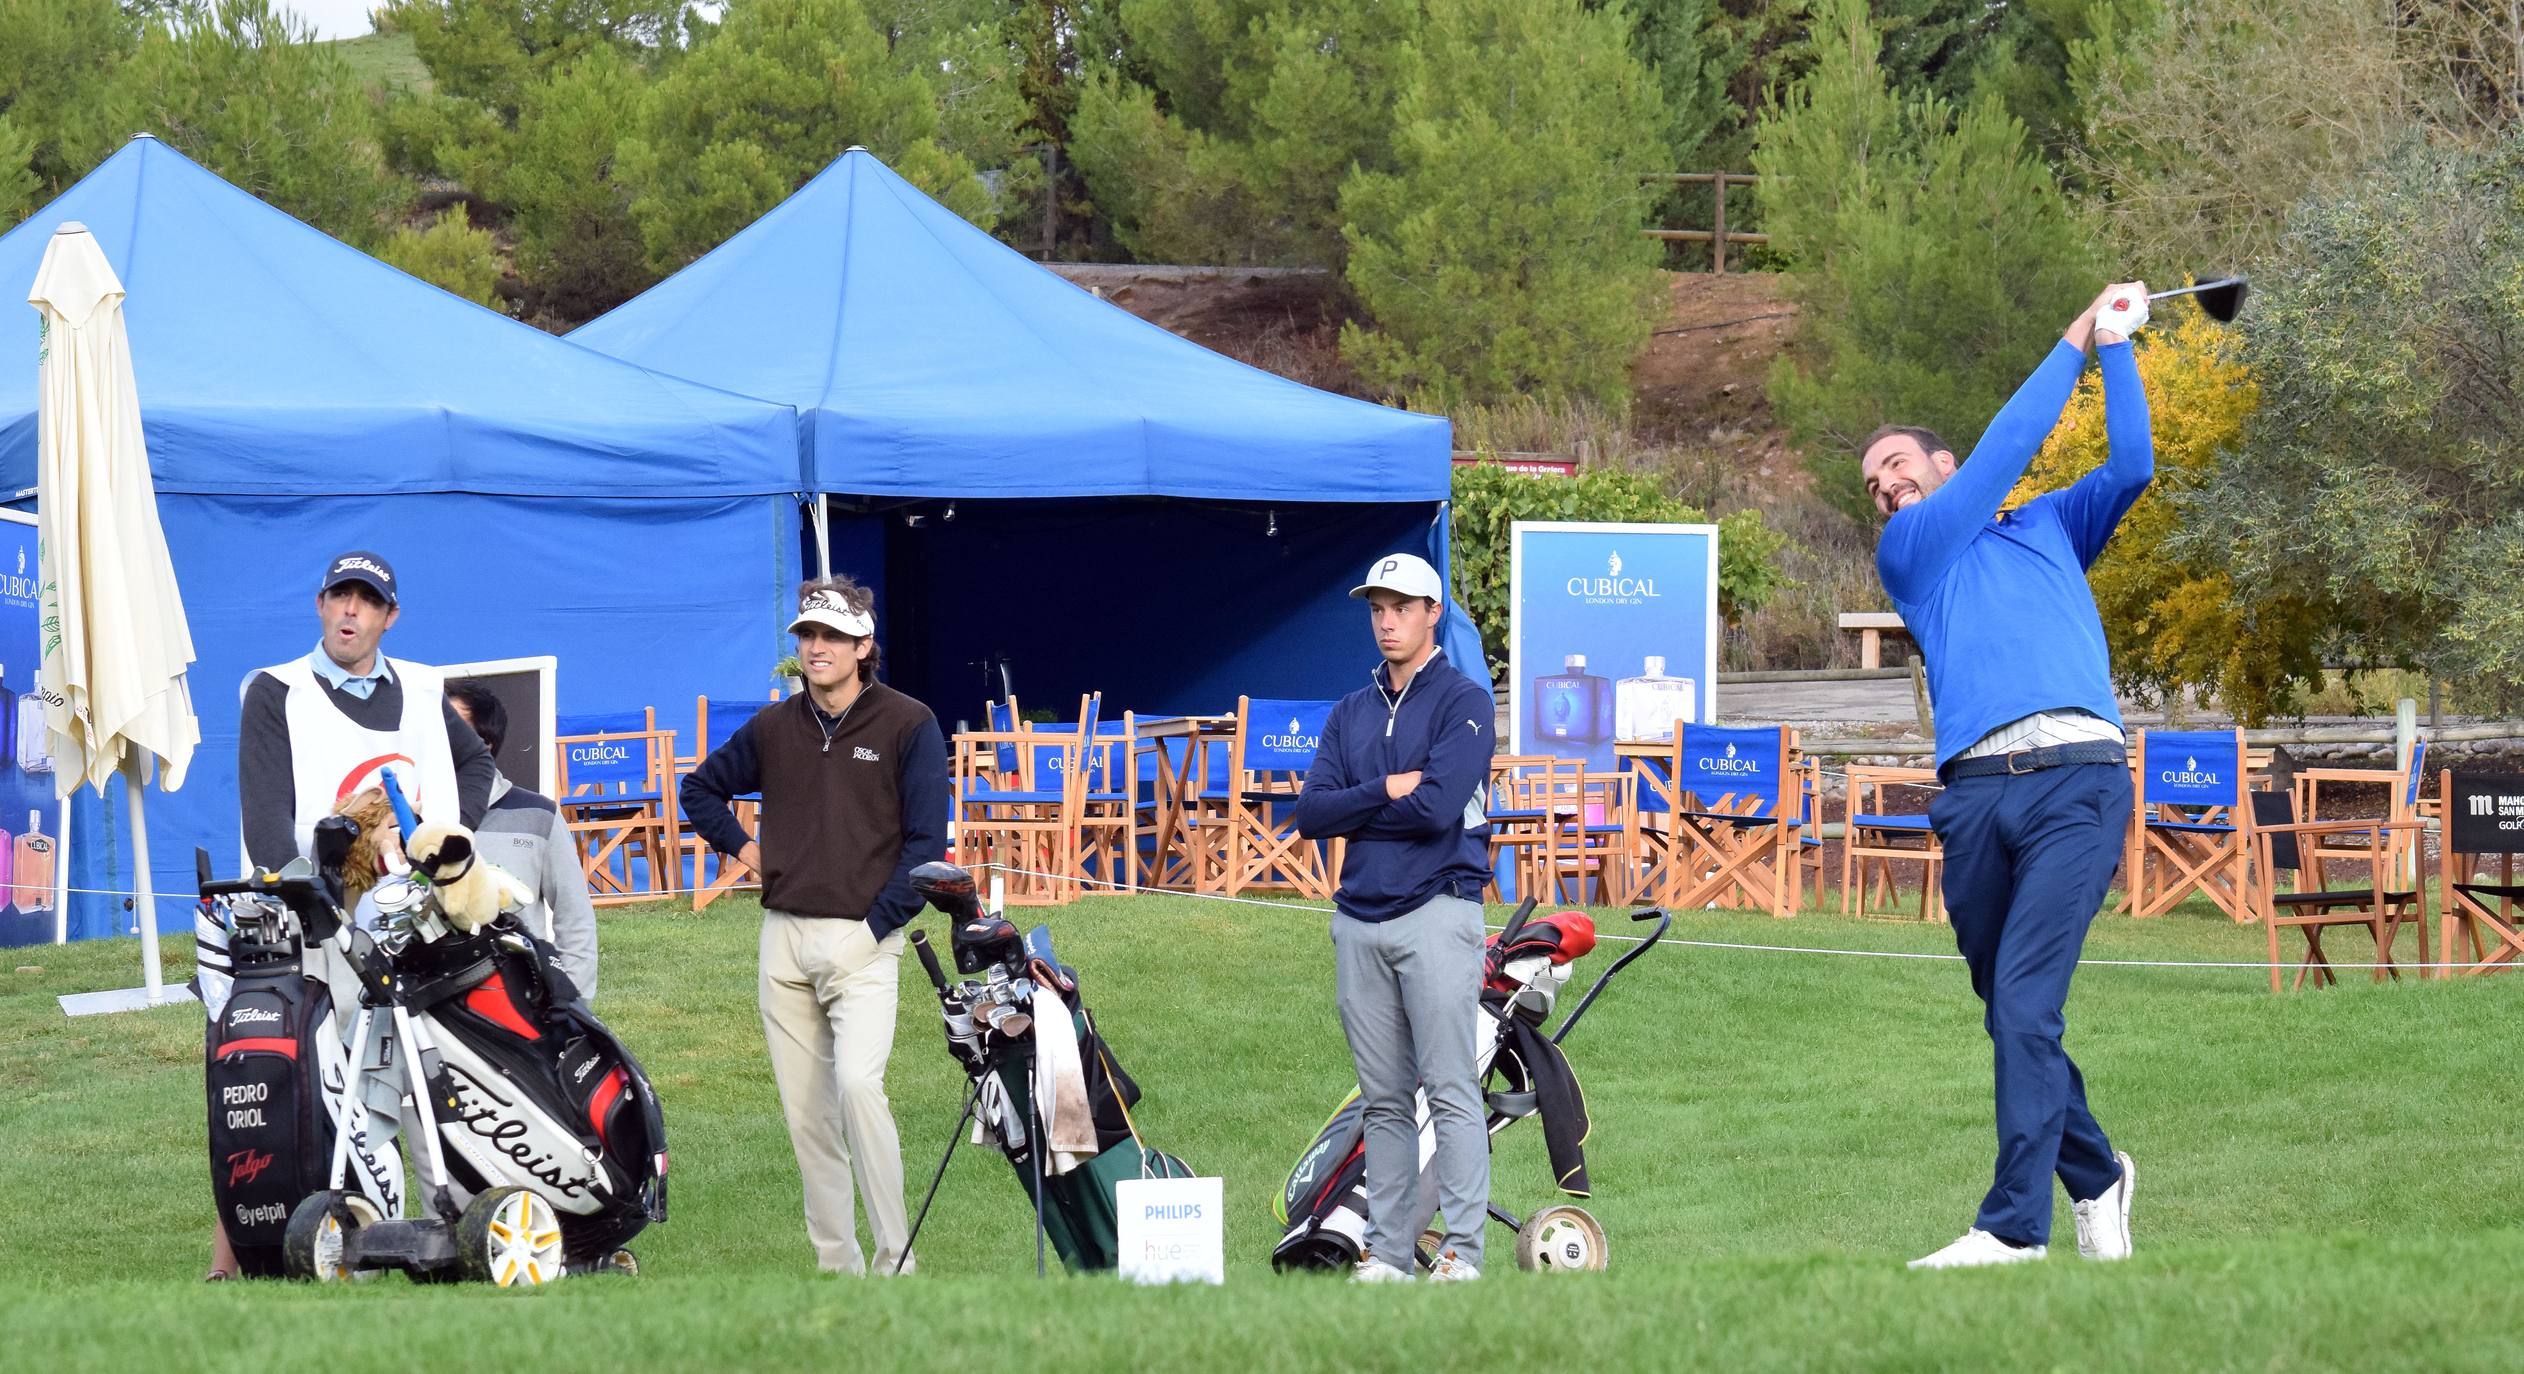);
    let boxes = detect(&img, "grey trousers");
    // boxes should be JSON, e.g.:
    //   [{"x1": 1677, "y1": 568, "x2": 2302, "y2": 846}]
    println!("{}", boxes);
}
[{"x1": 1332, "y1": 892, "x2": 1490, "y2": 1269}]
